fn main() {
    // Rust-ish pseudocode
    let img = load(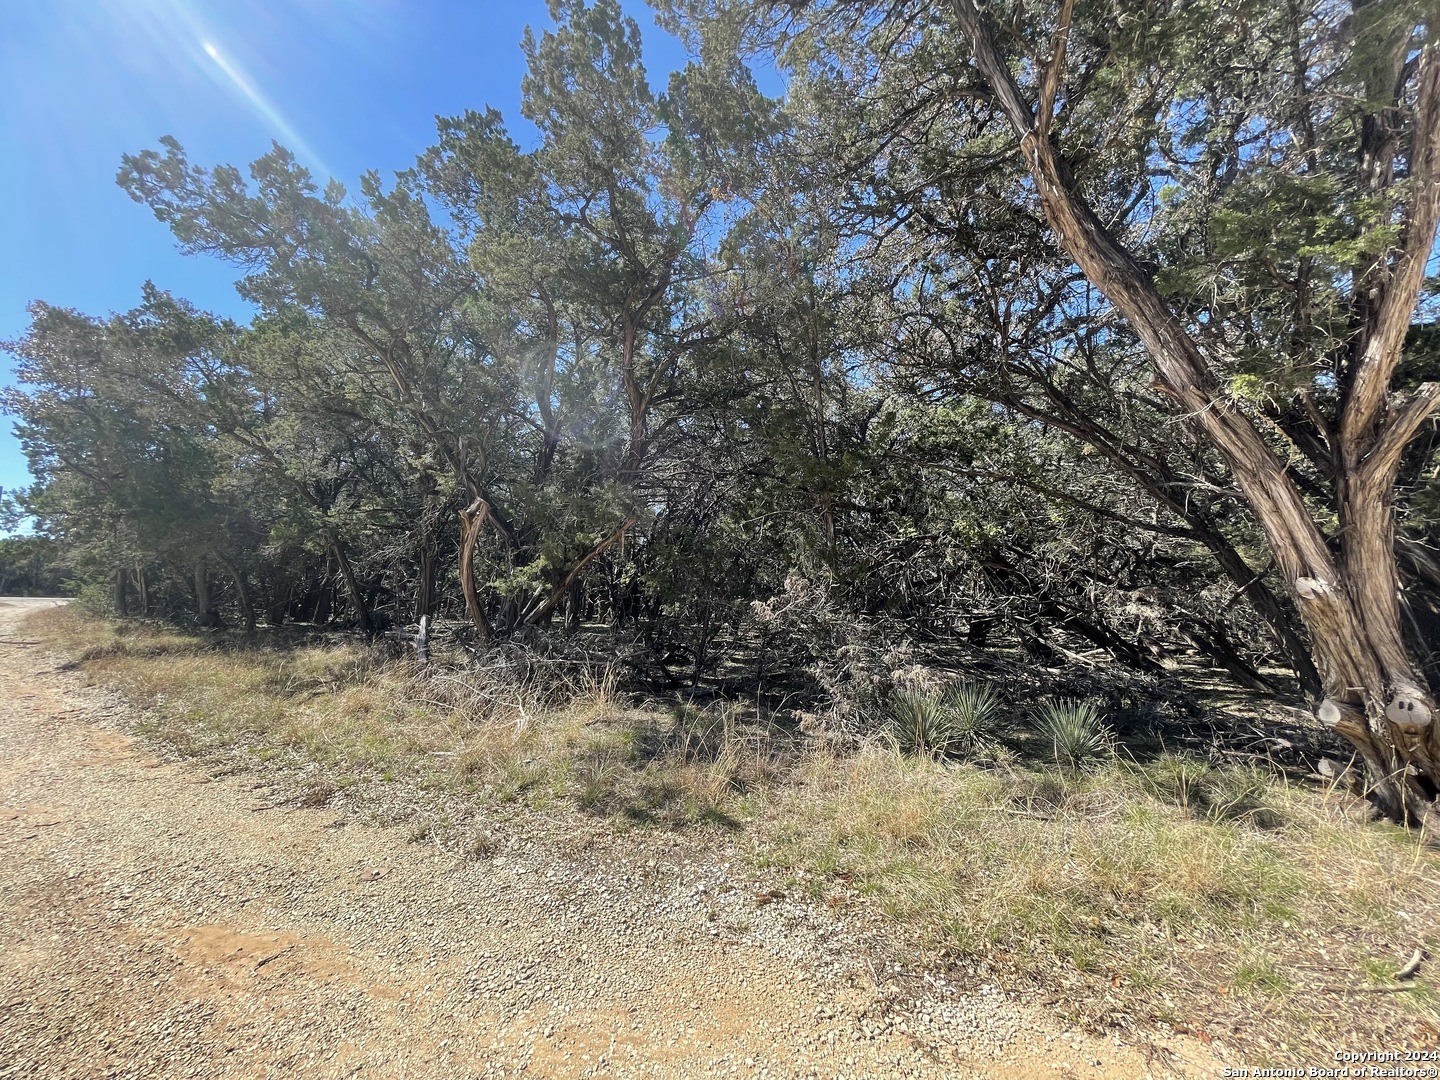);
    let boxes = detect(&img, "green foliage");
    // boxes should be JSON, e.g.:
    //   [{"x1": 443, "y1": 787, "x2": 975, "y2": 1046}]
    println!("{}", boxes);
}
[
  {"x1": 886, "y1": 682, "x2": 1004, "y2": 760},
  {"x1": 1034, "y1": 699, "x2": 1112, "y2": 770},
  {"x1": 942, "y1": 682, "x2": 1005, "y2": 759},
  {"x1": 0, "y1": 534, "x2": 68, "y2": 596},
  {"x1": 886, "y1": 688, "x2": 955, "y2": 759}
]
